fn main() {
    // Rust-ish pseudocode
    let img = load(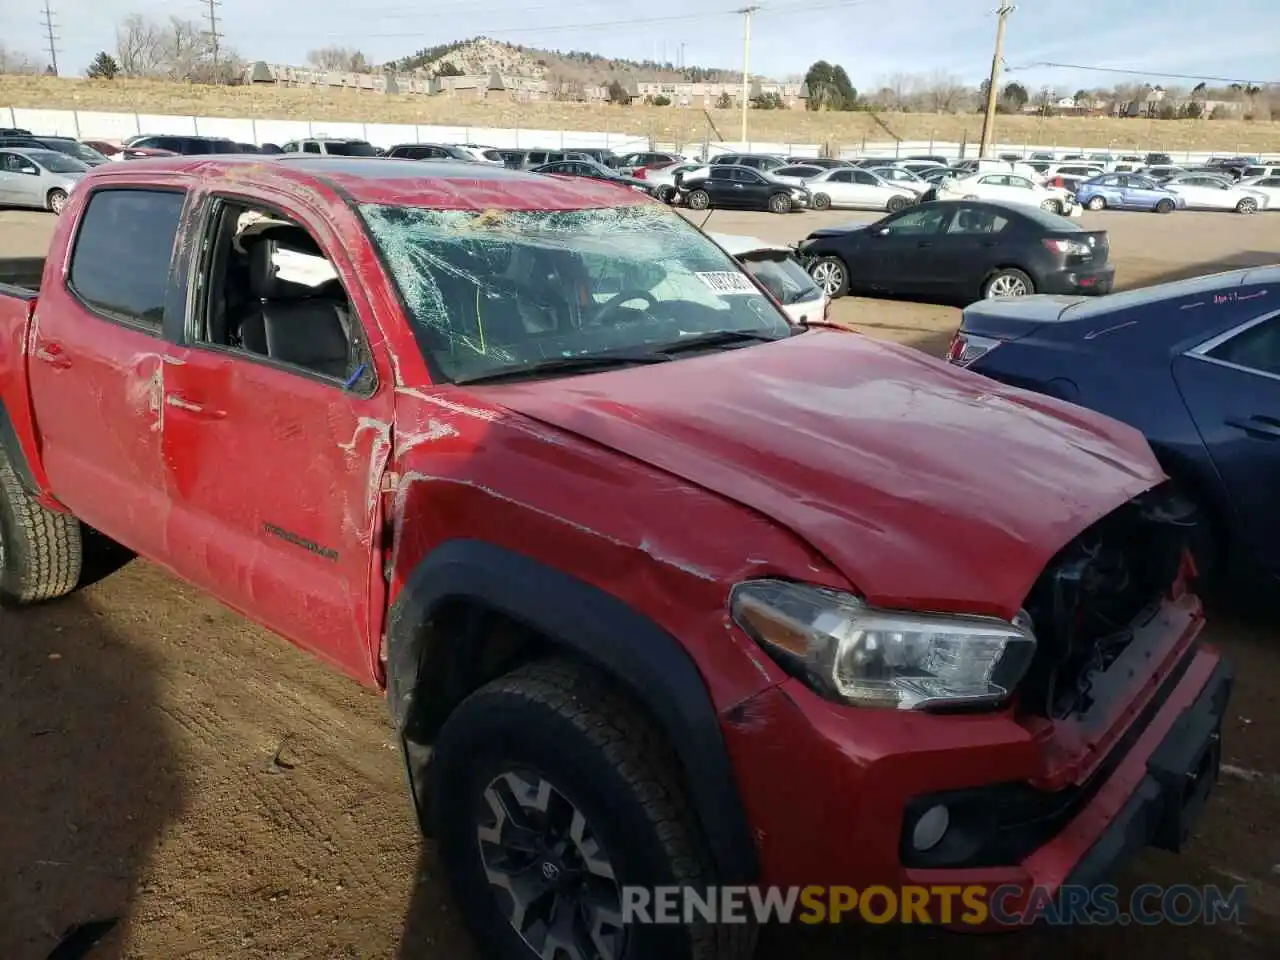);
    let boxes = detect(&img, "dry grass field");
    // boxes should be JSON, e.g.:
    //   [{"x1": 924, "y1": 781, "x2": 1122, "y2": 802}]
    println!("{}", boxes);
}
[{"x1": 4, "y1": 74, "x2": 1280, "y2": 150}]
